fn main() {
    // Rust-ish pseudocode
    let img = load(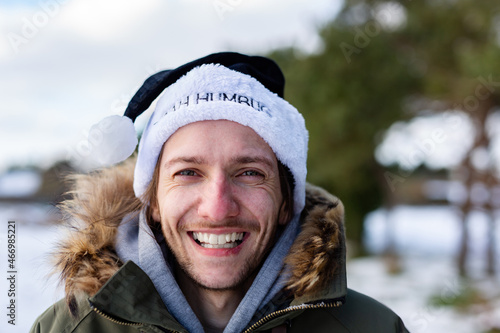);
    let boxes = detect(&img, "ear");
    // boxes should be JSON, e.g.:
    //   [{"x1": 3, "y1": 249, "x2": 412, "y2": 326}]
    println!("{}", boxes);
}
[
  {"x1": 151, "y1": 200, "x2": 161, "y2": 222},
  {"x1": 278, "y1": 200, "x2": 290, "y2": 226}
]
